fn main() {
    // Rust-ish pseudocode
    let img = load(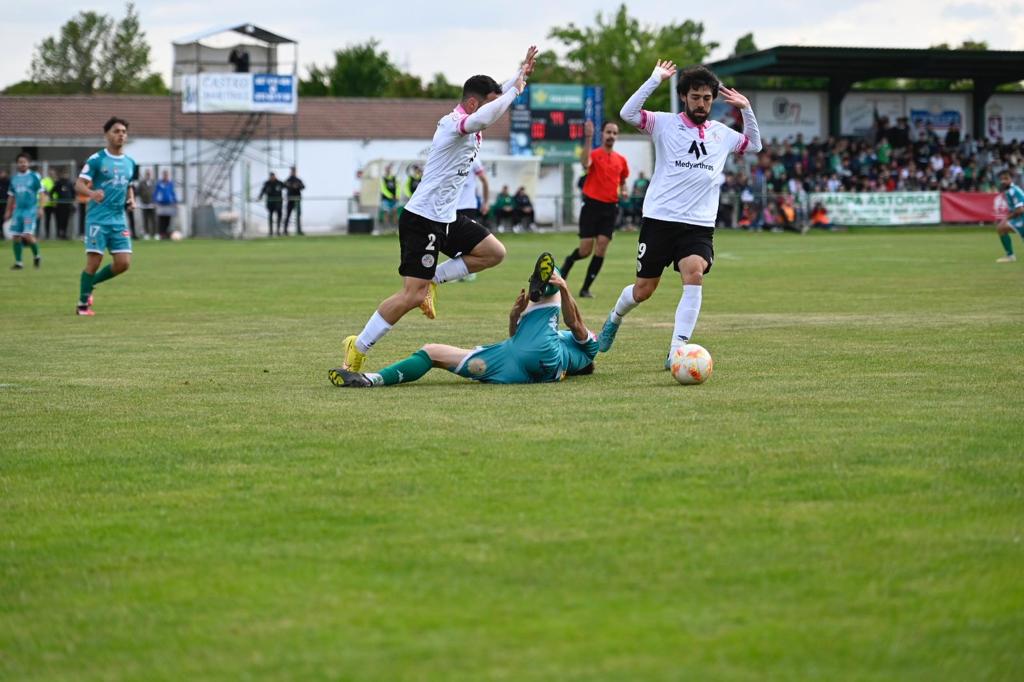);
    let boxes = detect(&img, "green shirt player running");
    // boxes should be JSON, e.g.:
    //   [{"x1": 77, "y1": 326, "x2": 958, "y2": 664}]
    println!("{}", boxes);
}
[
  {"x1": 329, "y1": 253, "x2": 600, "y2": 388},
  {"x1": 74, "y1": 117, "x2": 137, "y2": 316},
  {"x1": 4, "y1": 152, "x2": 46, "y2": 270},
  {"x1": 996, "y1": 169, "x2": 1024, "y2": 263}
]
